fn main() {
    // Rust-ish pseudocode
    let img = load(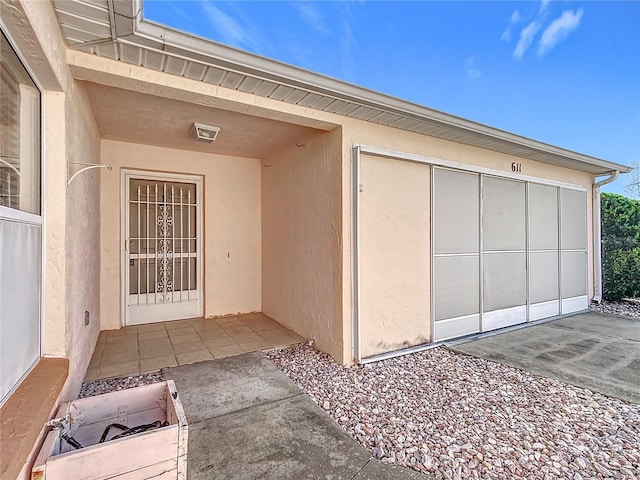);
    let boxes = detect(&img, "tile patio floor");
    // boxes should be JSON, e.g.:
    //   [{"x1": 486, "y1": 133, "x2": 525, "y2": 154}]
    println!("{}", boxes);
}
[{"x1": 84, "y1": 313, "x2": 305, "y2": 381}]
